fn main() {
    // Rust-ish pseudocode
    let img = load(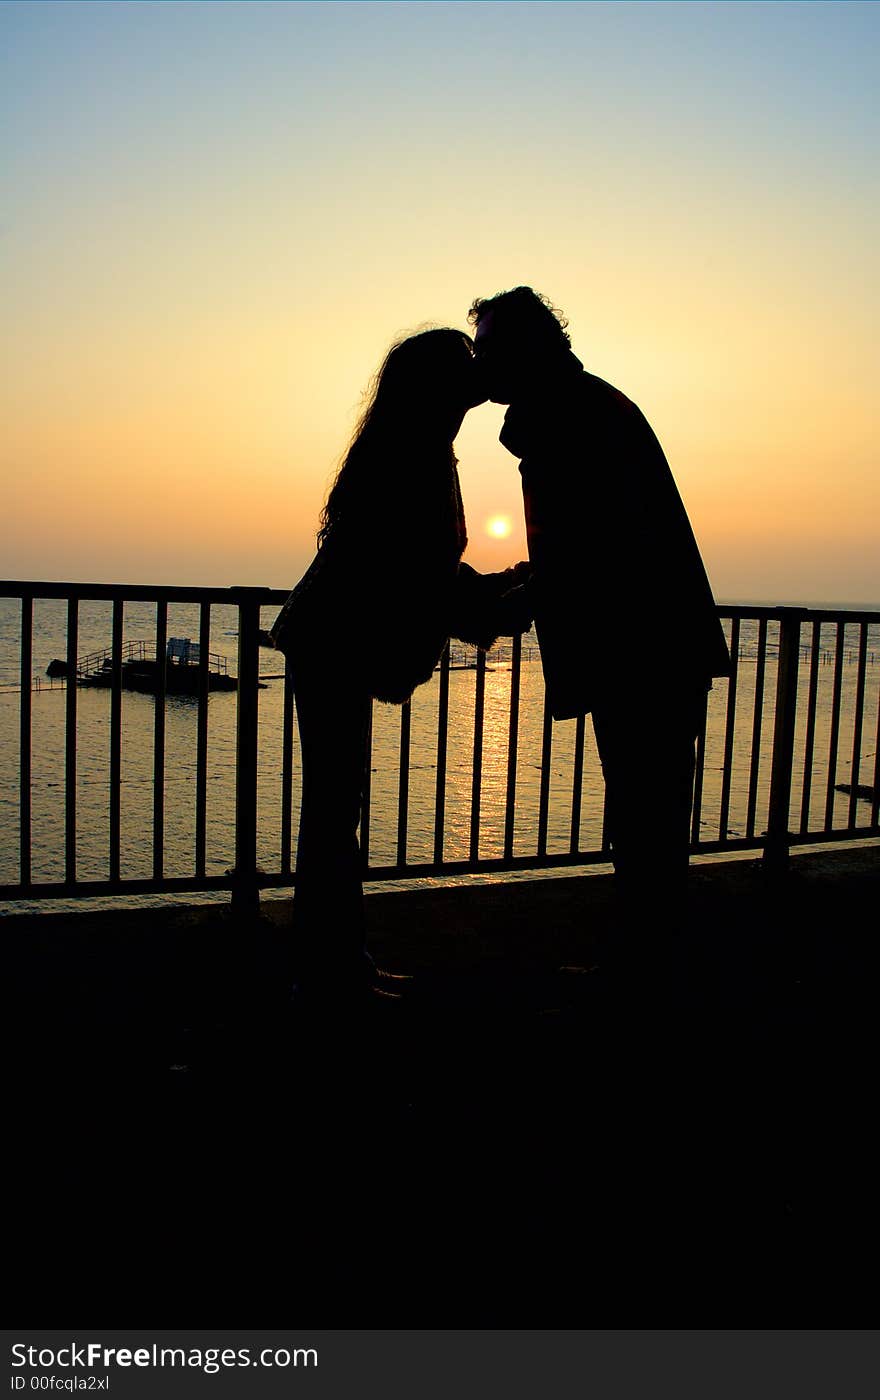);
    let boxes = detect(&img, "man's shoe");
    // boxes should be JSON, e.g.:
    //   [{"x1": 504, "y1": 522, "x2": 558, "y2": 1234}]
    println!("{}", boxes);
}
[
  {"x1": 289, "y1": 965, "x2": 410, "y2": 1014},
  {"x1": 368, "y1": 964, "x2": 412, "y2": 995}
]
